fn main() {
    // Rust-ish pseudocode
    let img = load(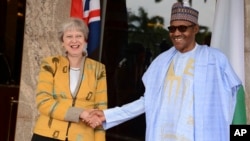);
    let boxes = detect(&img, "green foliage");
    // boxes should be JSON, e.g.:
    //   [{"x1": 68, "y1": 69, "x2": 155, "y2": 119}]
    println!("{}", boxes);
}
[{"x1": 128, "y1": 7, "x2": 171, "y2": 58}]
